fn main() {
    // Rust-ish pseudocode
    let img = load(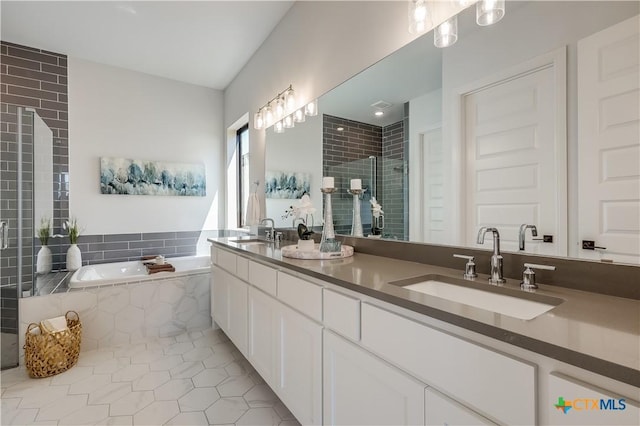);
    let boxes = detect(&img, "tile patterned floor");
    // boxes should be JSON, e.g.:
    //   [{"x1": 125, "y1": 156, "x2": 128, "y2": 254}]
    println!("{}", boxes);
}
[{"x1": 1, "y1": 328, "x2": 301, "y2": 425}]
